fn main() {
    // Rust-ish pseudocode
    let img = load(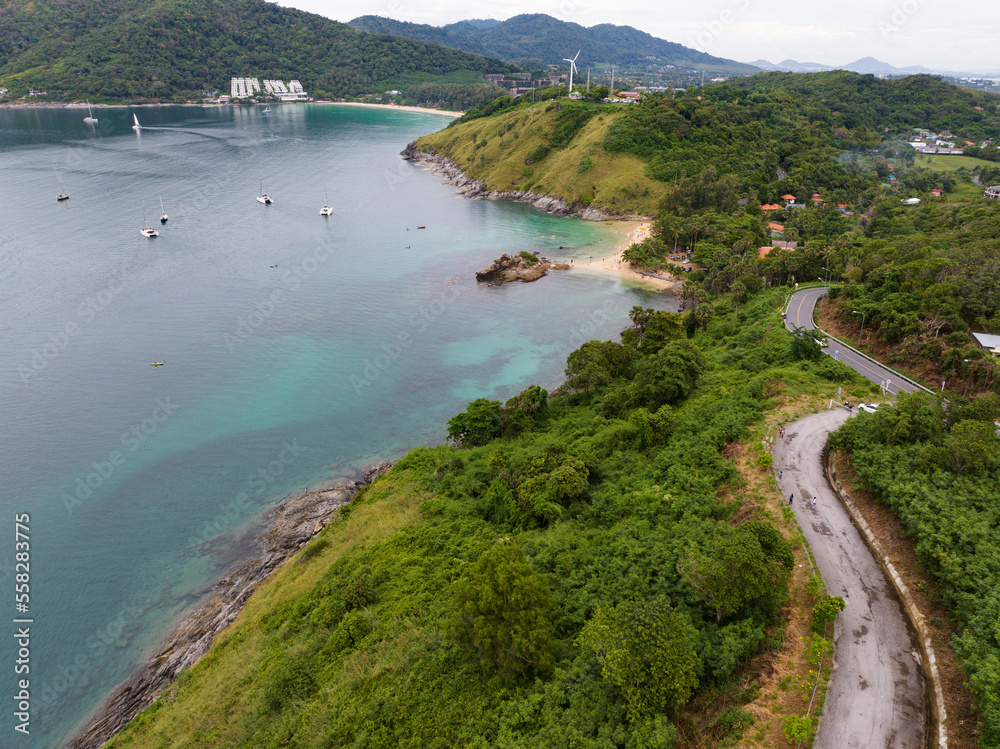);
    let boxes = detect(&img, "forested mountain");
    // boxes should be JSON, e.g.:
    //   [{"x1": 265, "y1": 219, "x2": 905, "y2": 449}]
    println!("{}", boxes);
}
[
  {"x1": 348, "y1": 13, "x2": 758, "y2": 74},
  {"x1": 0, "y1": 0, "x2": 517, "y2": 101}
]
